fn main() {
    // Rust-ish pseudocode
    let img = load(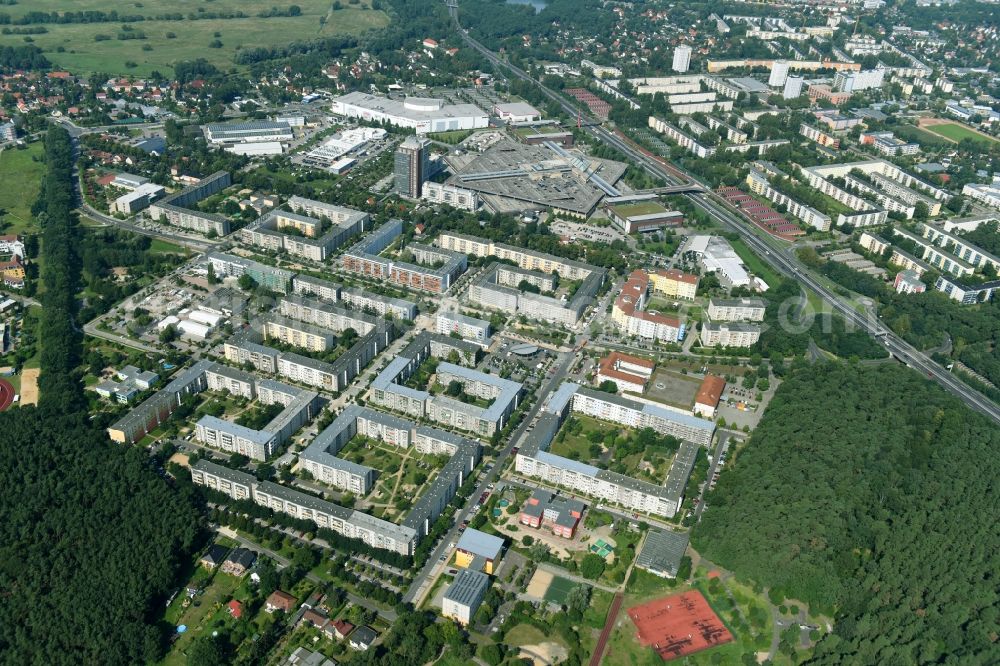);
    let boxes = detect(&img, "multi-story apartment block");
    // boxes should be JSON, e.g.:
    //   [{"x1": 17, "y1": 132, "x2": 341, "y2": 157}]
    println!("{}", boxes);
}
[
  {"x1": 208, "y1": 253, "x2": 295, "y2": 292},
  {"x1": 648, "y1": 269, "x2": 698, "y2": 300},
  {"x1": 263, "y1": 315, "x2": 336, "y2": 352},
  {"x1": 893, "y1": 227, "x2": 976, "y2": 278},
  {"x1": 107, "y1": 360, "x2": 214, "y2": 444},
  {"x1": 193, "y1": 460, "x2": 417, "y2": 554},
  {"x1": 342, "y1": 222, "x2": 466, "y2": 294},
  {"x1": 920, "y1": 222, "x2": 1000, "y2": 274},
  {"x1": 205, "y1": 364, "x2": 256, "y2": 399},
  {"x1": 858, "y1": 231, "x2": 891, "y2": 256},
  {"x1": 612, "y1": 271, "x2": 683, "y2": 342},
  {"x1": 800, "y1": 123, "x2": 841, "y2": 149},
  {"x1": 648, "y1": 116, "x2": 715, "y2": 158},
  {"x1": 934, "y1": 275, "x2": 1000, "y2": 304},
  {"x1": 707, "y1": 298, "x2": 766, "y2": 322},
  {"x1": 370, "y1": 332, "x2": 519, "y2": 437},
  {"x1": 515, "y1": 387, "x2": 714, "y2": 518},
  {"x1": 746, "y1": 165, "x2": 832, "y2": 231},
  {"x1": 279, "y1": 295, "x2": 378, "y2": 335},
  {"x1": 436, "y1": 311, "x2": 491, "y2": 344},
  {"x1": 240, "y1": 199, "x2": 368, "y2": 262},
  {"x1": 291, "y1": 274, "x2": 416, "y2": 320},
  {"x1": 700, "y1": 322, "x2": 761, "y2": 348},
  {"x1": 148, "y1": 172, "x2": 232, "y2": 236}
]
